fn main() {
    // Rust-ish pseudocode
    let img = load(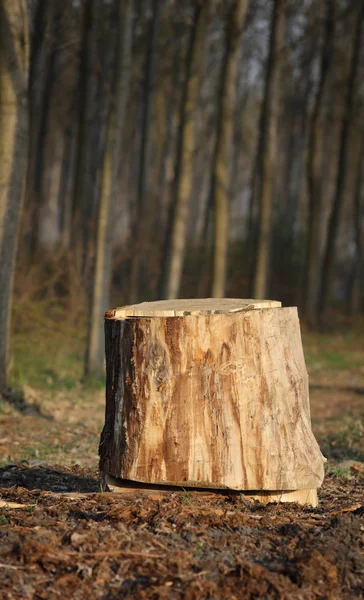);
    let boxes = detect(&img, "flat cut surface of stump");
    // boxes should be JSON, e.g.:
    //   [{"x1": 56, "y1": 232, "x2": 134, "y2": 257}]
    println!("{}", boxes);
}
[
  {"x1": 109, "y1": 298, "x2": 282, "y2": 318},
  {"x1": 100, "y1": 299, "x2": 325, "y2": 501}
]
